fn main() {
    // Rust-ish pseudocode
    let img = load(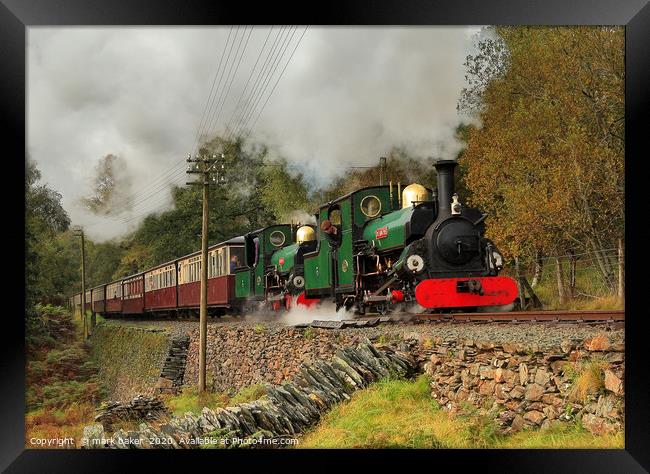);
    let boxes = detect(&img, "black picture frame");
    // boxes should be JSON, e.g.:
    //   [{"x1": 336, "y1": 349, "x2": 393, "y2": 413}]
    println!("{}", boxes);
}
[{"x1": 3, "y1": 0, "x2": 648, "y2": 471}]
